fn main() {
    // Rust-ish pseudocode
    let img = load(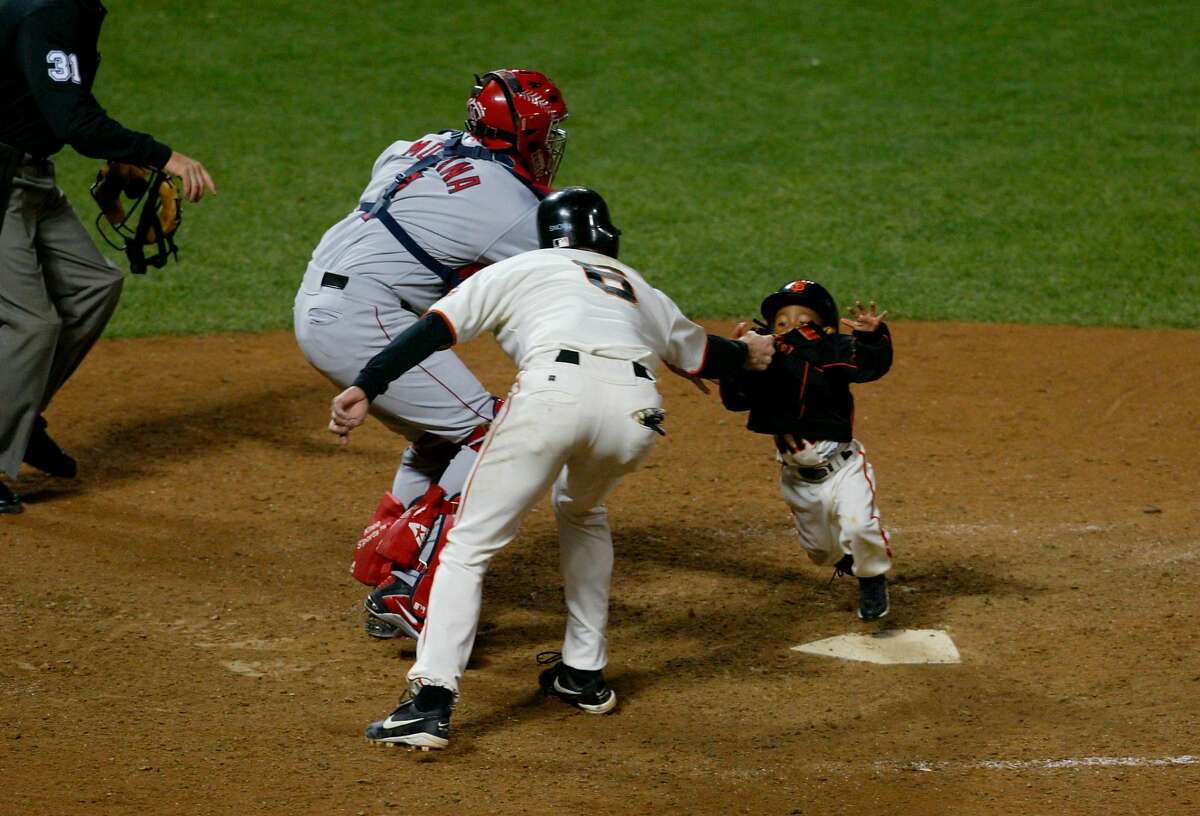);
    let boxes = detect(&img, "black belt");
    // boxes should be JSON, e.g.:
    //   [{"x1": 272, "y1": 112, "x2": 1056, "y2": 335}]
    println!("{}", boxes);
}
[
  {"x1": 321, "y1": 272, "x2": 419, "y2": 315},
  {"x1": 796, "y1": 448, "x2": 855, "y2": 481},
  {"x1": 555, "y1": 349, "x2": 652, "y2": 381}
]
